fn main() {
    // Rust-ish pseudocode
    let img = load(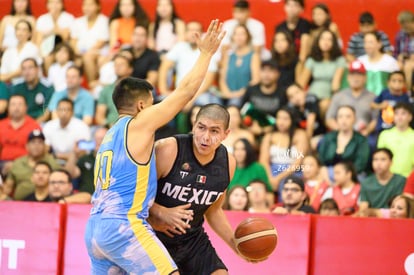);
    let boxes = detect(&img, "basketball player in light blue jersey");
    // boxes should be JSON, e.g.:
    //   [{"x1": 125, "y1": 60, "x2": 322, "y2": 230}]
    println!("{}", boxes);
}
[{"x1": 84, "y1": 19, "x2": 226, "y2": 275}]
